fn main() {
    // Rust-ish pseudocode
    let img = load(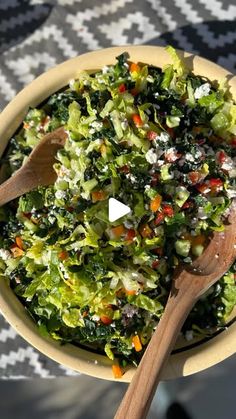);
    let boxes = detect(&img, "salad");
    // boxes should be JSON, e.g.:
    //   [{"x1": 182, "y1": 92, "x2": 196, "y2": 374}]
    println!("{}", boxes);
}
[{"x1": 0, "y1": 47, "x2": 235, "y2": 377}]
